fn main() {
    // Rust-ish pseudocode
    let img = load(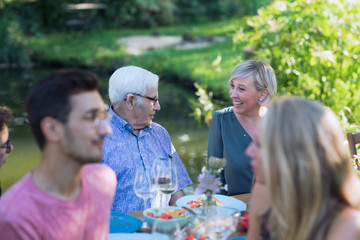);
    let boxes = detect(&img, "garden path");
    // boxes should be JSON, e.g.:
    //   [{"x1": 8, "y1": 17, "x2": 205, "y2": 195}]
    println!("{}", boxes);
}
[{"x1": 116, "y1": 35, "x2": 226, "y2": 55}]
